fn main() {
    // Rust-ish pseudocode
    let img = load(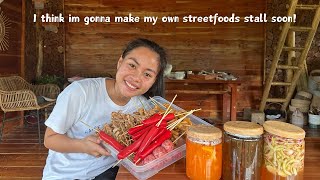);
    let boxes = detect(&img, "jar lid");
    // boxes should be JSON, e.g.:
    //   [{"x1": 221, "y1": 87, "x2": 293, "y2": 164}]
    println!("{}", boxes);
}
[
  {"x1": 187, "y1": 124, "x2": 222, "y2": 141},
  {"x1": 263, "y1": 120, "x2": 305, "y2": 139},
  {"x1": 224, "y1": 121, "x2": 263, "y2": 137}
]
